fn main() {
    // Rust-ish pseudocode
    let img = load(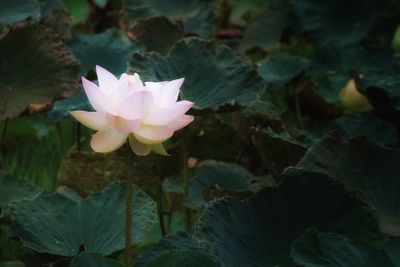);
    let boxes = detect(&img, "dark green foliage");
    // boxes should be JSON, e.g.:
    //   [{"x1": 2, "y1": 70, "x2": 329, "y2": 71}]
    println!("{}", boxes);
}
[
  {"x1": 68, "y1": 29, "x2": 140, "y2": 76},
  {"x1": 0, "y1": 23, "x2": 80, "y2": 120},
  {"x1": 1, "y1": 0, "x2": 400, "y2": 265},
  {"x1": 129, "y1": 38, "x2": 265, "y2": 111},
  {"x1": 298, "y1": 135, "x2": 400, "y2": 236},
  {"x1": 192, "y1": 168, "x2": 381, "y2": 267},
  {"x1": 291, "y1": 228, "x2": 396, "y2": 267},
  {"x1": 6, "y1": 183, "x2": 157, "y2": 256}
]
